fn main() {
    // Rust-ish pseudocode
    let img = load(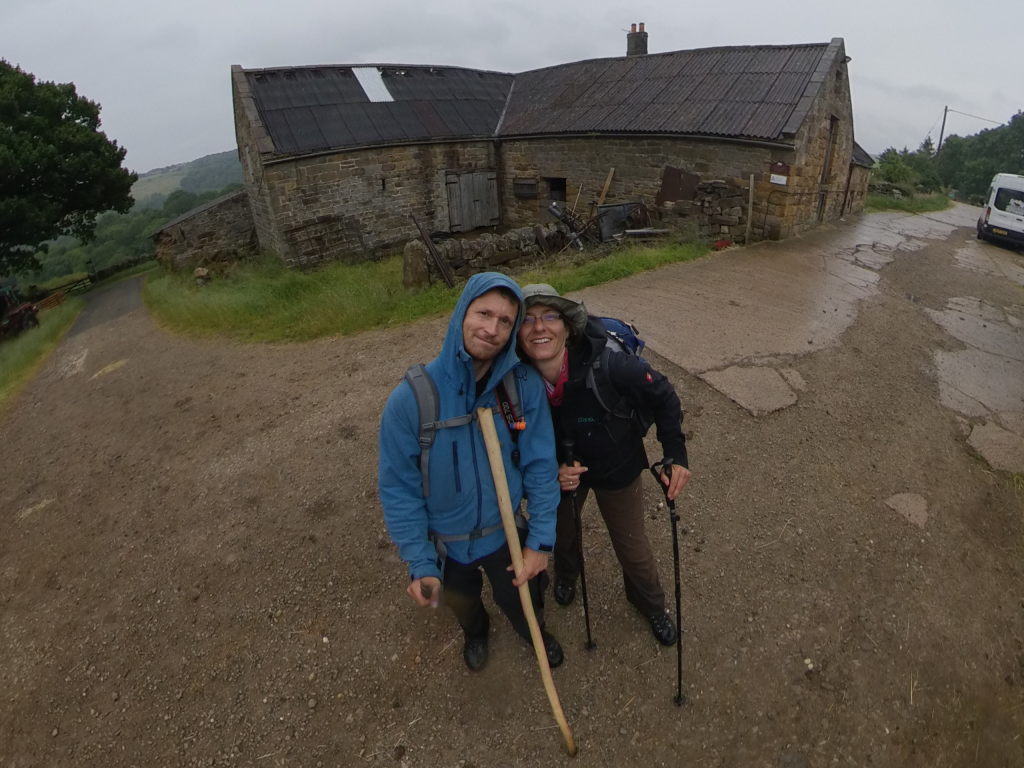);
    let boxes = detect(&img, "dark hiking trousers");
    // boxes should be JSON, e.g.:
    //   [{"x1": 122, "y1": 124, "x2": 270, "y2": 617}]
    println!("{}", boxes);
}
[
  {"x1": 442, "y1": 531, "x2": 548, "y2": 641},
  {"x1": 554, "y1": 473, "x2": 666, "y2": 617}
]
